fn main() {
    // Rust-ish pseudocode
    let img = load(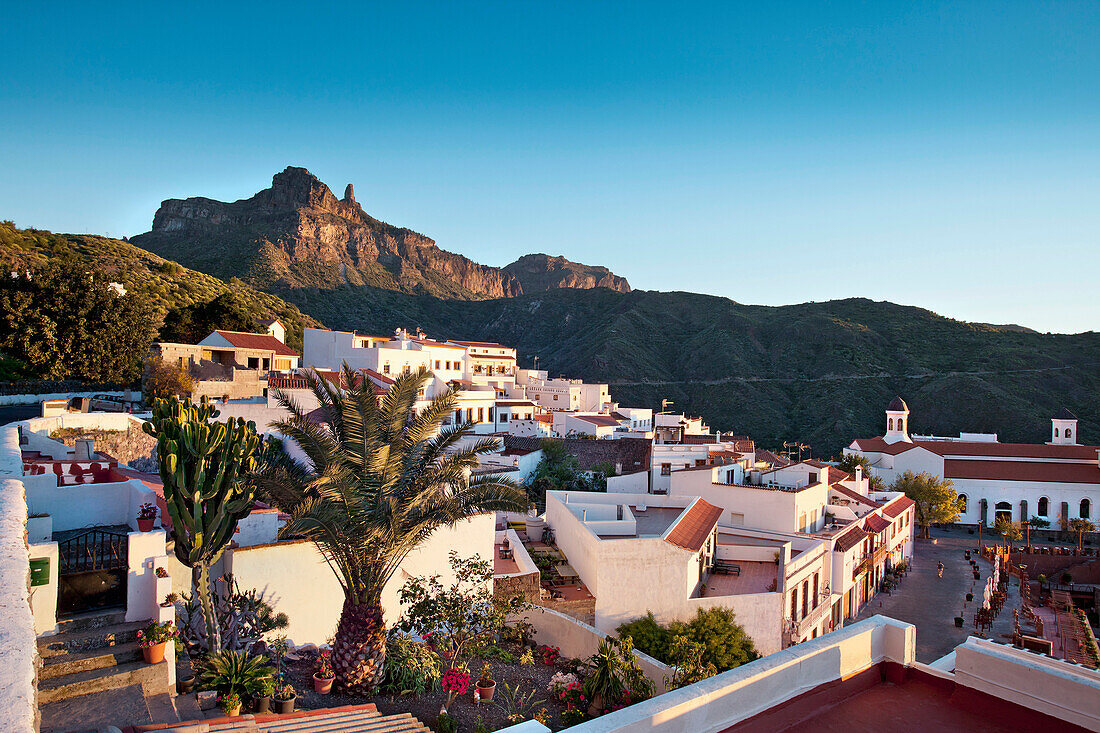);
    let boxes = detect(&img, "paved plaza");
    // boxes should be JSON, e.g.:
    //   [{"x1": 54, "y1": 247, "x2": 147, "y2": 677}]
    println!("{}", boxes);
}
[{"x1": 855, "y1": 526, "x2": 1021, "y2": 663}]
